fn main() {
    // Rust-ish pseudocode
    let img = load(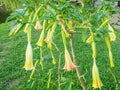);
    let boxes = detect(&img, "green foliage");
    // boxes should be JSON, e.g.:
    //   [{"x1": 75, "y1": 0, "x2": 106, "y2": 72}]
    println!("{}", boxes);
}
[
  {"x1": 0, "y1": 0, "x2": 21, "y2": 11},
  {"x1": 3, "y1": 0, "x2": 120, "y2": 89}
]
